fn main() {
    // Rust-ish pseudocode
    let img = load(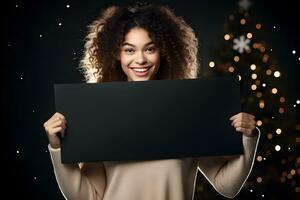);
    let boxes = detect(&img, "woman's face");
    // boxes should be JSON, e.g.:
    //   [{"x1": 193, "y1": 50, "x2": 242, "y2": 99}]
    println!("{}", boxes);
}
[{"x1": 119, "y1": 28, "x2": 160, "y2": 81}]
